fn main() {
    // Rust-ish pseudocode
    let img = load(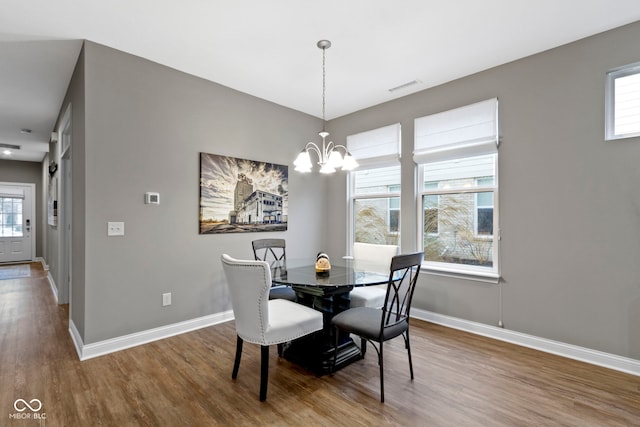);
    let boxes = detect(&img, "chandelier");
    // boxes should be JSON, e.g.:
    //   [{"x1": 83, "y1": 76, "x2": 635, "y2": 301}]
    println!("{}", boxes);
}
[{"x1": 294, "y1": 40, "x2": 358, "y2": 174}]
